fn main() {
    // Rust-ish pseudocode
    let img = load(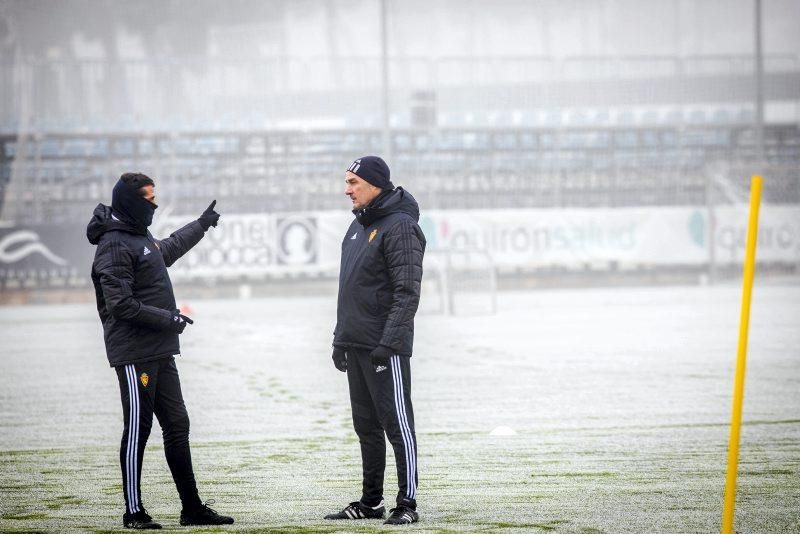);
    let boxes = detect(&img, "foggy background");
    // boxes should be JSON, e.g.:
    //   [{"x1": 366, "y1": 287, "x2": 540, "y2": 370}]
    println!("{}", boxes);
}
[
  {"x1": 1, "y1": 2, "x2": 800, "y2": 532},
  {"x1": 0, "y1": 0, "x2": 798, "y2": 300}
]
